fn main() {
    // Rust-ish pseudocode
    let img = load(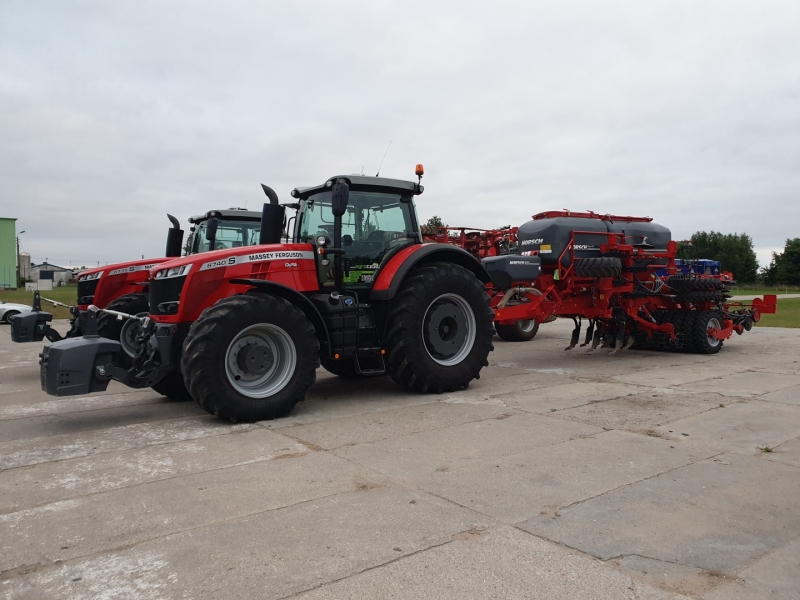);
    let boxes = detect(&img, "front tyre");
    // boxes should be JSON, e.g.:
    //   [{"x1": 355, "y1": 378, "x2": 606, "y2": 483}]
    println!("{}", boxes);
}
[
  {"x1": 385, "y1": 262, "x2": 494, "y2": 393},
  {"x1": 495, "y1": 319, "x2": 539, "y2": 342},
  {"x1": 181, "y1": 294, "x2": 319, "y2": 422},
  {"x1": 96, "y1": 293, "x2": 150, "y2": 368}
]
